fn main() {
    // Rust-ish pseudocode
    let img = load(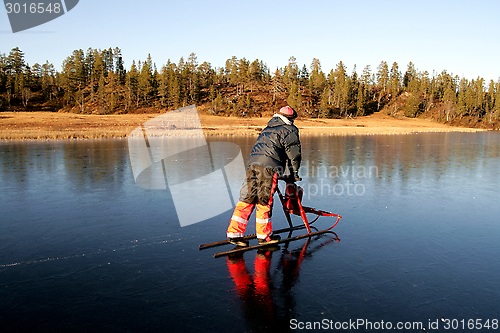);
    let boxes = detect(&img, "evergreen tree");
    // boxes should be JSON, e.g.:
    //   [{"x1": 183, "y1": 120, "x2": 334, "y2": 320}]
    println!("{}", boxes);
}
[
  {"x1": 126, "y1": 61, "x2": 139, "y2": 109},
  {"x1": 299, "y1": 64, "x2": 309, "y2": 87},
  {"x1": 7, "y1": 47, "x2": 26, "y2": 102},
  {"x1": 443, "y1": 85, "x2": 456, "y2": 121},
  {"x1": 198, "y1": 61, "x2": 215, "y2": 91},
  {"x1": 114, "y1": 47, "x2": 126, "y2": 85},
  {"x1": 158, "y1": 64, "x2": 169, "y2": 108},
  {"x1": 138, "y1": 55, "x2": 154, "y2": 106},
  {"x1": 287, "y1": 80, "x2": 302, "y2": 111},
  {"x1": 358, "y1": 65, "x2": 373, "y2": 115},
  {"x1": 484, "y1": 79, "x2": 498, "y2": 123},
  {"x1": 185, "y1": 52, "x2": 200, "y2": 103},
  {"x1": 284, "y1": 56, "x2": 299, "y2": 87},
  {"x1": 388, "y1": 62, "x2": 401, "y2": 98},
  {"x1": 404, "y1": 77, "x2": 421, "y2": 118},
  {"x1": 349, "y1": 65, "x2": 359, "y2": 114},
  {"x1": 248, "y1": 59, "x2": 264, "y2": 92},
  {"x1": 376, "y1": 61, "x2": 389, "y2": 94},
  {"x1": 492, "y1": 80, "x2": 500, "y2": 121},
  {"x1": 309, "y1": 58, "x2": 326, "y2": 109},
  {"x1": 61, "y1": 49, "x2": 87, "y2": 111},
  {"x1": 0, "y1": 53, "x2": 7, "y2": 93},
  {"x1": 456, "y1": 78, "x2": 469, "y2": 118},
  {"x1": 225, "y1": 56, "x2": 239, "y2": 86},
  {"x1": 41, "y1": 61, "x2": 56, "y2": 100},
  {"x1": 471, "y1": 78, "x2": 485, "y2": 117},
  {"x1": 319, "y1": 86, "x2": 332, "y2": 118},
  {"x1": 420, "y1": 71, "x2": 431, "y2": 112},
  {"x1": 376, "y1": 61, "x2": 389, "y2": 110},
  {"x1": 270, "y1": 69, "x2": 285, "y2": 103},
  {"x1": 331, "y1": 61, "x2": 350, "y2": 117},
  {"x1": 403, "y1": 61, "x2": 417, "y2": 88}
]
